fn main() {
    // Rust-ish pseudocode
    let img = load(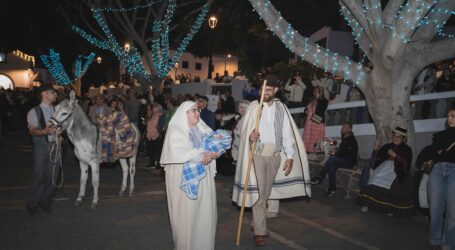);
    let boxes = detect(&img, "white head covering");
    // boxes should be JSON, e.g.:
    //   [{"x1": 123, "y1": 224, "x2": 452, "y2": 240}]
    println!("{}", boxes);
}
[{"x1": 160, "y1": 101, "x2": 212, "y2": 165}]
